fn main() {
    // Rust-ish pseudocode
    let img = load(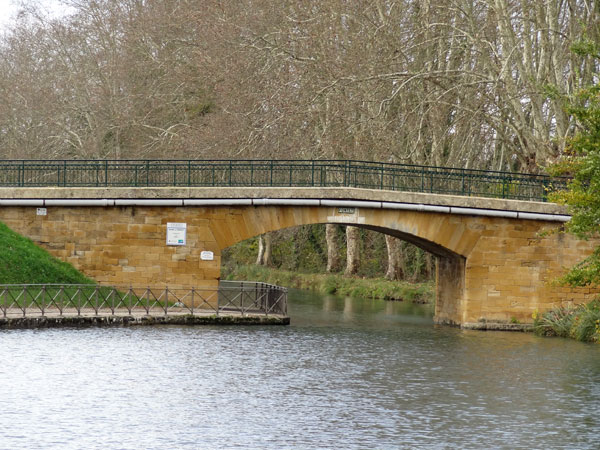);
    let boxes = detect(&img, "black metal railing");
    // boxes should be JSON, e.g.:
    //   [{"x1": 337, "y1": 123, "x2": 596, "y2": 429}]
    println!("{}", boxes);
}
[
  {"x1": 0, "y1": 281, "x2": 288, "y2": 318},
  {"x1": 0, "y1": 159, "x2": 568, "y2": 202}
]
